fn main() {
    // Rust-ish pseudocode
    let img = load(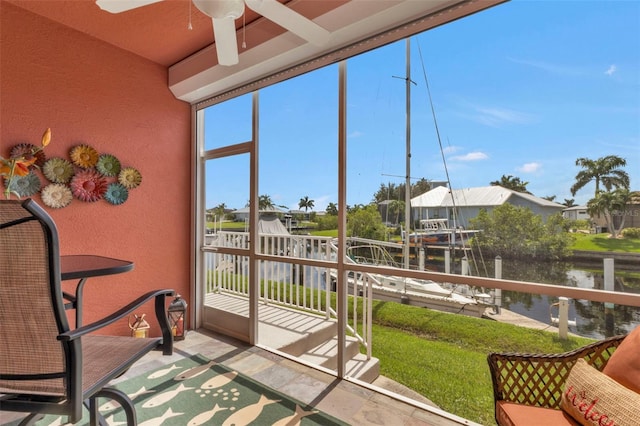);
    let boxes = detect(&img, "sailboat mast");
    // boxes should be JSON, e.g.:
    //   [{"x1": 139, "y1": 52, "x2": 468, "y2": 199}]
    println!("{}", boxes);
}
[{"x1": 403, "y1": 37, "x2": 411, "y2": 270}]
